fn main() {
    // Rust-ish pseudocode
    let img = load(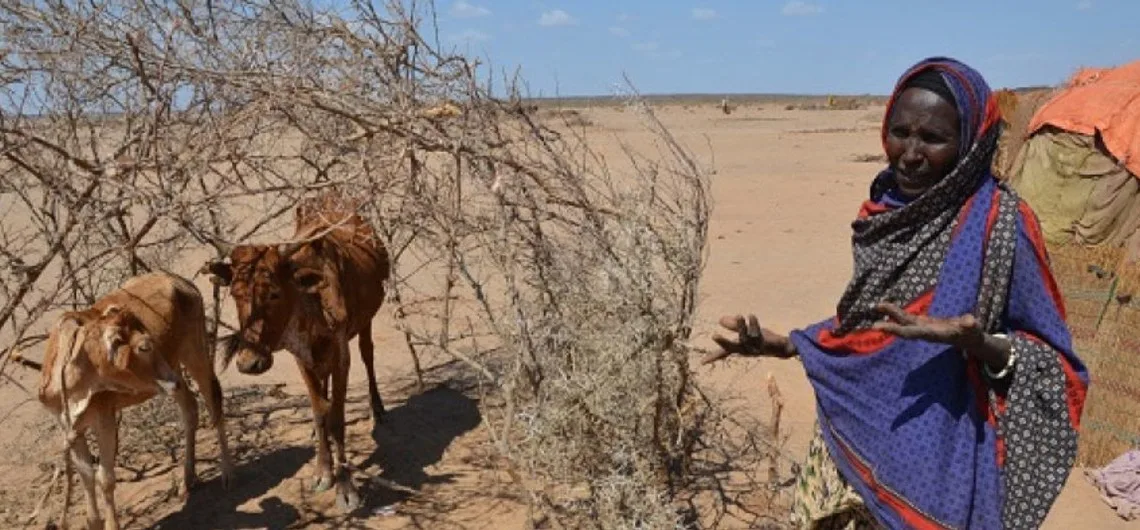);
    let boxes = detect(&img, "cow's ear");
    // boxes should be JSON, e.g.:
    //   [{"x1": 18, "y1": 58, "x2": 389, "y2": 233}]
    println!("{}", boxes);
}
[
  {"x1": 292, "y1": 268, "x2": 326, "y2": 294},
  {"x1": 203, "y1": 261, "x2": 233, "y2": 286}
]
